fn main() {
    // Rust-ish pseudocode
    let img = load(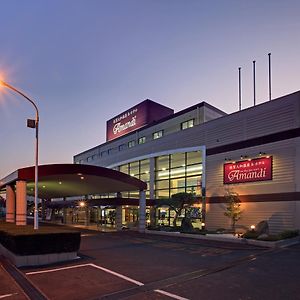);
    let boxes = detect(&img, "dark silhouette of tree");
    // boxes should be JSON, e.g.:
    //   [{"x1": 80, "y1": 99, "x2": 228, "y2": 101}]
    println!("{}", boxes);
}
[
  {"x1": 224, "y1": 190, "x2": 242, "y2": 233},
  {"x1": 158, "y1": 192, "x2": 196, "y2": 227}
]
